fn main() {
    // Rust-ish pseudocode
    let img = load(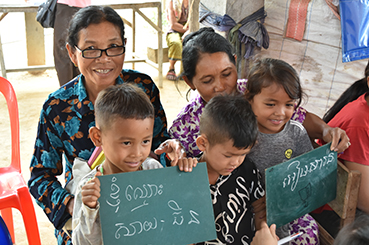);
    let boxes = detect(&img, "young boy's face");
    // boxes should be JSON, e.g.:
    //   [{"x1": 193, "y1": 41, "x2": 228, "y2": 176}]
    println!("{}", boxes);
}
[
  {"x1": 249, "y1": 82, "x2": 295, "y2": 134},
  {"x1": 99, "y1": 117, "x2": 154, "y2": 174},
  {"x1": 201, "y1": 138, "x2": 252, "y2": 177}
]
